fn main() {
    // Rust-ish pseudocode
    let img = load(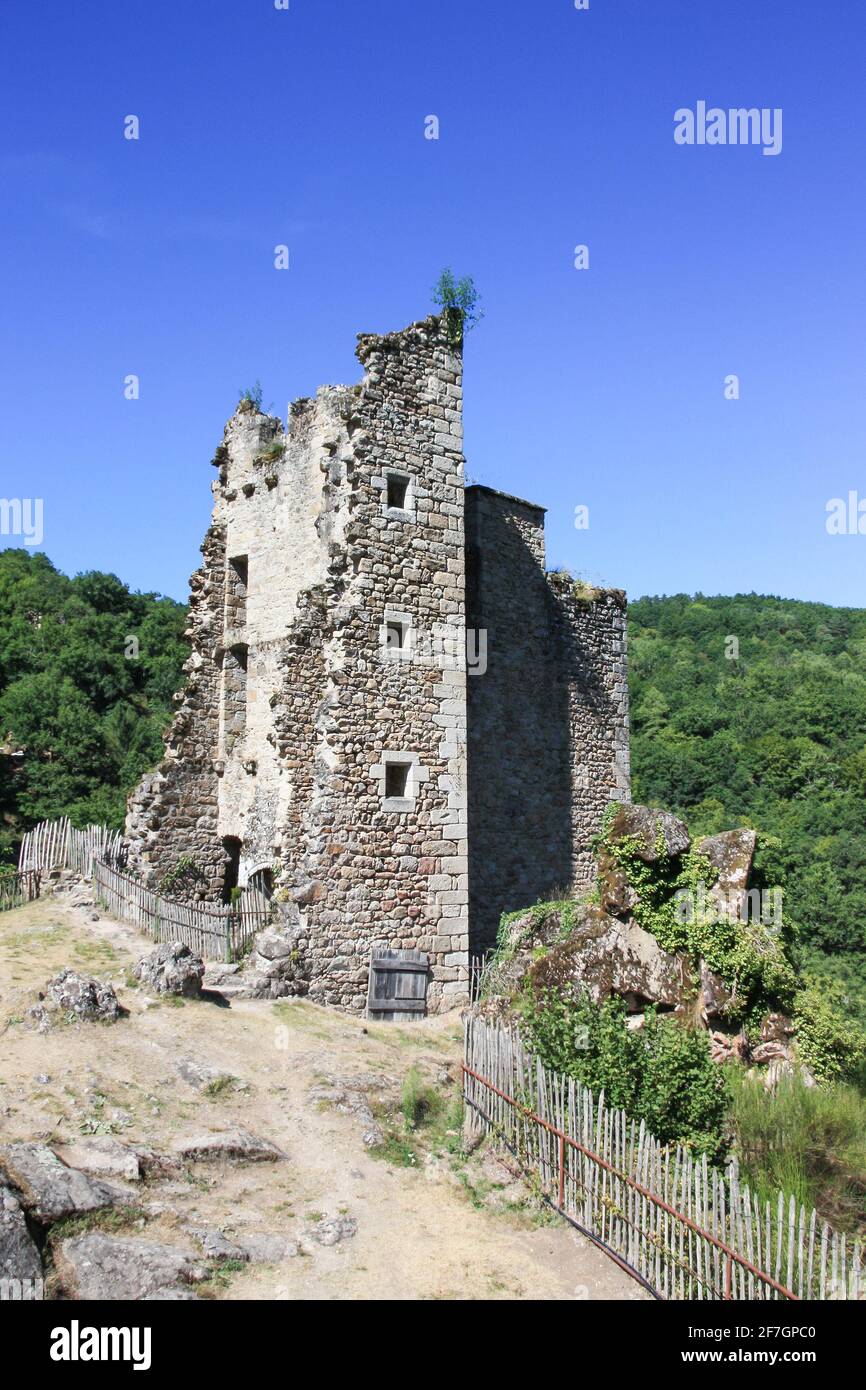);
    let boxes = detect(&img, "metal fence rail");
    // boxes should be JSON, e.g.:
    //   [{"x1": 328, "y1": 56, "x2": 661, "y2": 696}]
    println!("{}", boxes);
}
[{"x1": 463, "y1": 1015, "x2": 861, "y2": 1301}]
